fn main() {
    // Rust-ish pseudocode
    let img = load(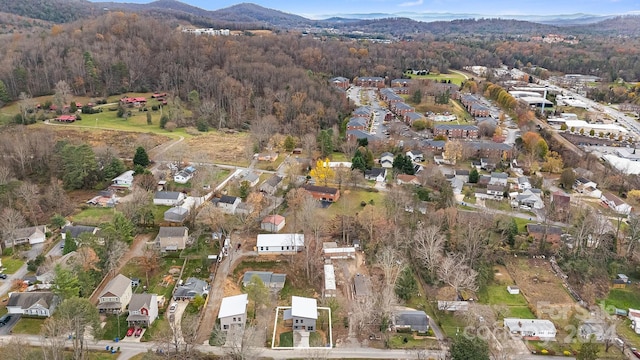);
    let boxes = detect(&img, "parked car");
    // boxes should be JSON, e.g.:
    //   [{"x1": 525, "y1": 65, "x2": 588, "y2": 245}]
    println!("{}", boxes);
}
[
  {"x1": 126, "y1": 327, "x2": 135, "y2": 337},
  {"x1": 0, "y1": 315, "x2": 12, "y2": 326},
  {"x1": 0, "y1": 273, "x2": 7, "y2": 279},
  {"x1": 135, "y1": 328, "x2": 143, "y2": 337},
  {"x1": 632, "y1": 348, "x2": 640, "y2": 359},
  {"x1": 169, "y1": 302, "x2": 177, "y2": 313}
]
